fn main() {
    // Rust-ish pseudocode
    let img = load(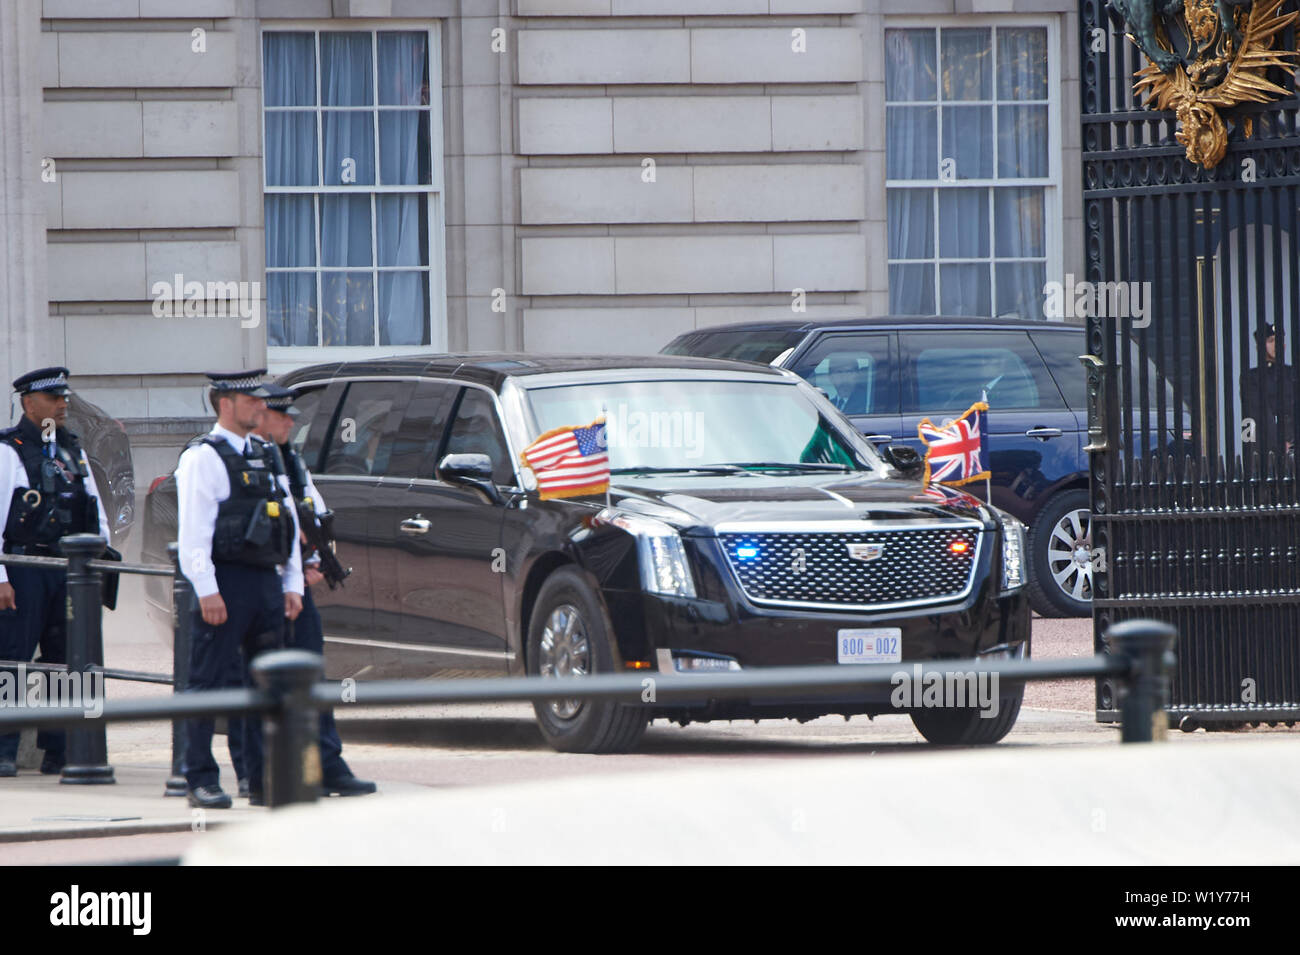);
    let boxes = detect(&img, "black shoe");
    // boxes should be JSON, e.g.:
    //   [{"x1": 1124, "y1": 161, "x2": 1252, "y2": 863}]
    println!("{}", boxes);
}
[
  {"x1": 0, "y1": 760, "x2": 15, "y2": 778},
  {"x1": 40, "y1": 754, "x2": 65, "y2": 775},
  {"x1": 187, "y1": 785, "x2": 233, "y2": 809},
  {"x1": 237, "y1": 777, "x2": 250, "y2": 799},
  {"x1": 323, "y1": 775, "x2": 377, "y2": 797},
  {"x1": 248, "y1": 791, "x2": 265, "y2": 807}
]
